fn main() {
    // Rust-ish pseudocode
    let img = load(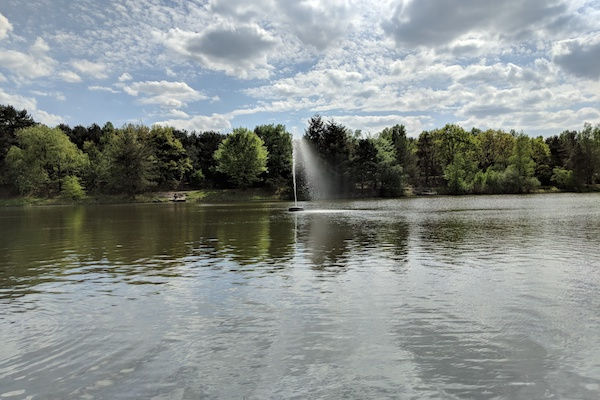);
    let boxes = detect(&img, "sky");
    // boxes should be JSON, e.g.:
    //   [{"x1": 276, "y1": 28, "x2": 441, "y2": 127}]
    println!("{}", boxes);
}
[{"x1": 0, "y1": 0, "x2": 599, "y2": 137}]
